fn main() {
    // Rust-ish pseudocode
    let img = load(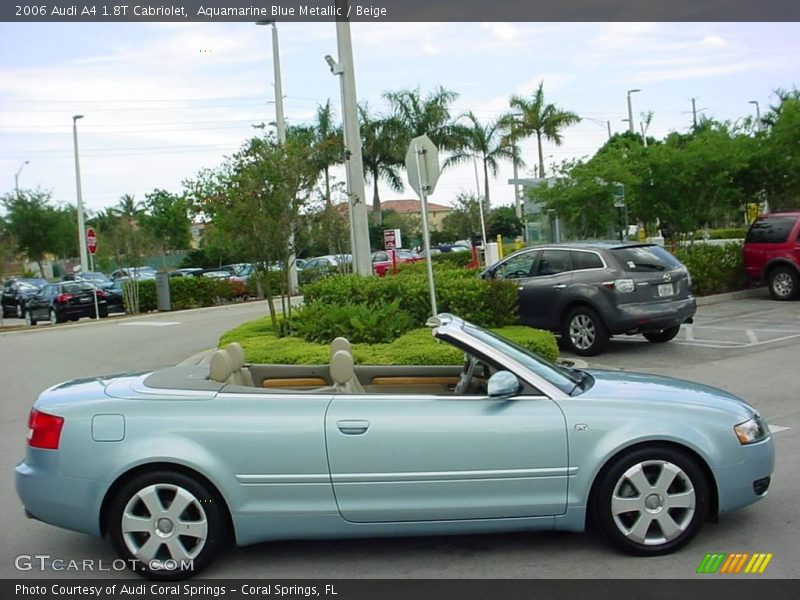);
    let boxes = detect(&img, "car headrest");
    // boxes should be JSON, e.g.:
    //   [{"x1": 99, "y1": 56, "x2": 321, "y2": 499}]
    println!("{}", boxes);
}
[
  {"x1": 330, "y1": 337, "x2": 352, "y2": 357},
  {"x1": 226, "y1": 342, "x2": 245, "y2": 370},
  {"x1": 209, "y1": 350, "x2": 233, "y2": 383},
  {"x1": 330, "y1": 350, "x2": 354, "y2": 385}
]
